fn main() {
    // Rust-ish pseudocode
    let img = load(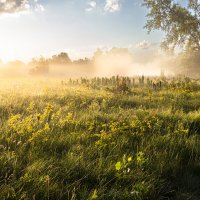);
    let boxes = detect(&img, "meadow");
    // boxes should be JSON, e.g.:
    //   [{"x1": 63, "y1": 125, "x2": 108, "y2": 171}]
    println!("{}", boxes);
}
[{"x1": 0, "y1": 76, "x2": 200, "y2": 200}]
